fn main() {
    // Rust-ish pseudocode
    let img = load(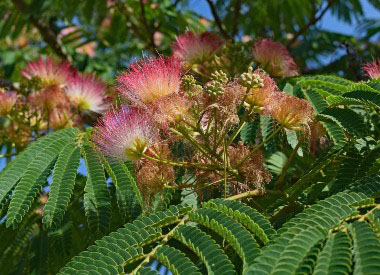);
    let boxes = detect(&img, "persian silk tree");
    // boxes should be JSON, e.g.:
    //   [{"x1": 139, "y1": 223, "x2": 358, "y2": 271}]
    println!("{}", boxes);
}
[{"x1": 0, "y1": 33, "x2": 380, "y2": 275}]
